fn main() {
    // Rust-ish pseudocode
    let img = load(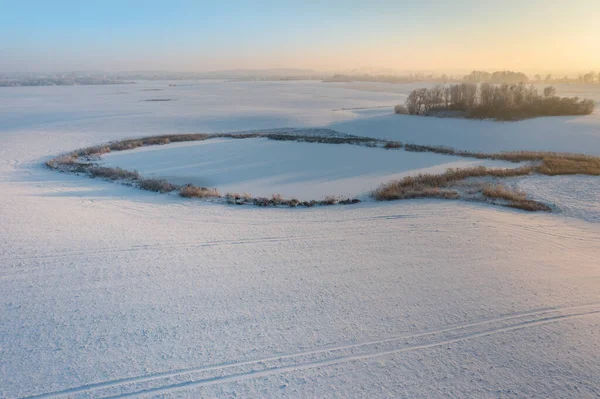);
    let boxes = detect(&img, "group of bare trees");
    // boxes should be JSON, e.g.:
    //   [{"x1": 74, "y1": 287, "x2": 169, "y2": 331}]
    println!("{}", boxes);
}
[
  {"x1": 400, "y1": 83, "x2": 595, "y2": 120},
  {"x1": 405, "y1": 83, "x2": 480, "y2": 114}
]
